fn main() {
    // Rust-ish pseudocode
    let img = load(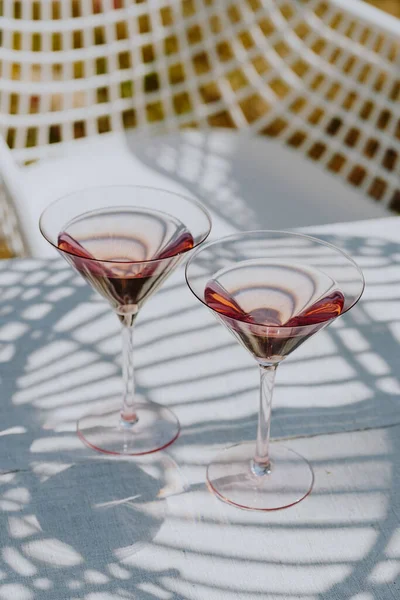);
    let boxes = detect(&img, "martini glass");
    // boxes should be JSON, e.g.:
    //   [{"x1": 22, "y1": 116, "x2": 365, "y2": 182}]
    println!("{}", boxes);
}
[
  {"x1": 186, "y1": 231, "x2": 364, "y2": 510},
  {"x1": 40, "y1": 185, "x2": 211, "y2": 455}
]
